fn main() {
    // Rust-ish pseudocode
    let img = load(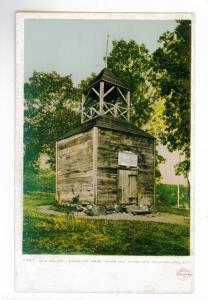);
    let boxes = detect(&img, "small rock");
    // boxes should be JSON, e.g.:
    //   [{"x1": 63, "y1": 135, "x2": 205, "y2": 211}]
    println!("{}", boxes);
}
[
  {"x1": 126, "y1": 205, "x2": 139, "y2": 213},
  {"x1": 138, "y1": 204, "x2": 150, "y2": 211},
  {"x1": 121, "y1": 206, "x2": 128, "y2": 213},
  {"x1": 82, "y1": 206, "x2": 88, "y2": 212},
  {"x1": 132, "y1": 210, "x2": 150, "y2": 215},
  {"x1": 114, "y1": 204, "x2": 123, "y2": 213},
  {"x1": 85, "y1": 205, "x2": 106, "y2": 216},
  {"x1": 93, "y1": 205, "x2": 106, "y2": 215},
  {"x1": 76, "y1": 205, "x2": 84, "y2": 212},
  {"x1": 85, "y1": 210, "x2": 94, "y2": 216},
  {"x1": 86, "y1": 204, "x2": 93, "y2": 210},
  {"x1": 105, "y1": 205, "x2": 115, "y2": 214}
]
